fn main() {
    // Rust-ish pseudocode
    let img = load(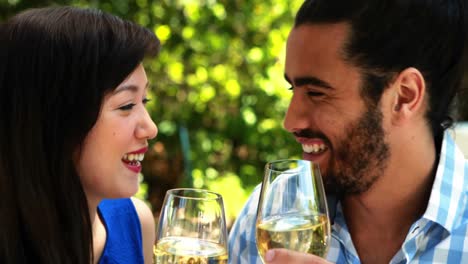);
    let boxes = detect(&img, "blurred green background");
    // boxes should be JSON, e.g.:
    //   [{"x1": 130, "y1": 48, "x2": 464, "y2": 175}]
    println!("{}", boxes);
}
[
  {"x1": 2, "y1": 0, "x2": 468, "y2": 230},
  {"x1": 0, "y1": 0, "x2": 304, "y2": 228}
]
